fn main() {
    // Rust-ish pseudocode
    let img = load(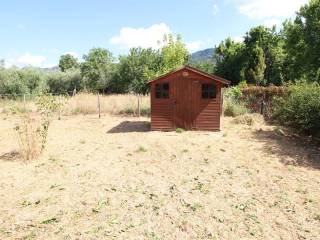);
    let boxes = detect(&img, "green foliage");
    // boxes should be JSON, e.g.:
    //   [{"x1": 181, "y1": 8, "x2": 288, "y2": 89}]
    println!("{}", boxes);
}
[
  {"x1": 214, "y1": 26, "x2": 285, "y2": 86},
  {"x1": 223, "y1": 100, "x2": 249, "y2": 117},
  {"x1": 283, "y1": 0, "x2": 320, "y2": 82},
  {"x1": 59, "y1": 54, "x2": 79, "y2": 72},
  {"x1": 223, "y1": 87, "x2": 249, "y2": 117},
  {"x1": 214, "y1": 38, "x2": 246, "y2": 85},
  {"x1": 81, "y1": 48, "x2": 115, "y2": 92},
  {"x1": 244, "y1": 26, "x2": 285, "y2": 85},
  {"x1": 19, "y1": 68, "x2": 46, "y2": 94},
  {"x1": 115, "y1": 47, "x2": 162, "y2": 95},
  {"x1": 189, "y1": 60, "x2": 214, "y2": 74},
  {"x1": 0, "y1": 68, "x2": 29, "y2": 95},
  {"x1": 245, "y1": 45, "x2": 266, "y2": 85},
  {"x1": 175, "y1": 128, "x2": 185, "y2": 133},
  {"x1": 273, "y1": 82, "x2": 320, "y2": 136},
  {"x1": 35, "y1": 94, "x2": 61, "y2": 150},
  {"x1": 160, "y1": 34, "x2": 189, "y2": 74},
  {"x1": 224, "y1": 86, "x2": 242, "y2": 101},
  {"x1": 46, "y1": 69, "x2": 82, "y2": 94}
]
